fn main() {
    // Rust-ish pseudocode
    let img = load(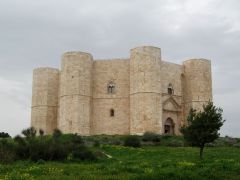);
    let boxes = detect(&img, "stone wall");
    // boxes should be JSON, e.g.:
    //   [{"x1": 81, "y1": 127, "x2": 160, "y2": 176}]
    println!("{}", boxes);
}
[
  {"x1": 92, "y1": 59, "x2": 130, "y2": 135},
  {"x1": 161, "y1": 61, "x2": 183, "y2": 96}
]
